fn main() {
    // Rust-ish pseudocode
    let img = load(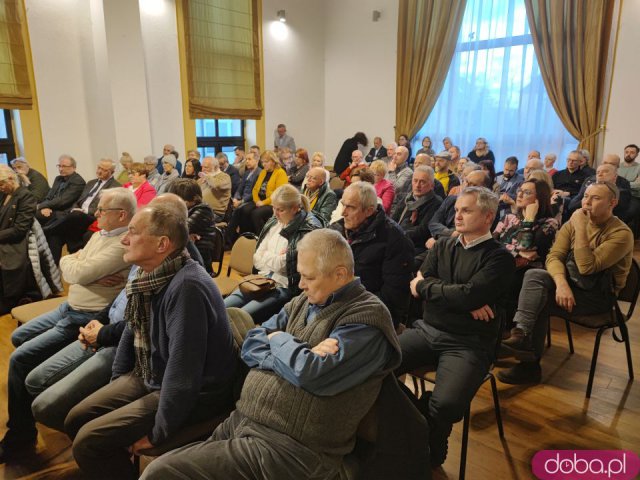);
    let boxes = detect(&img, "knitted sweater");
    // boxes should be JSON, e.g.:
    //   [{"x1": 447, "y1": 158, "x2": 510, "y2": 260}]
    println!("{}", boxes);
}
[
  {"x1": 200, "y1": 171, "x2": 231, "y2": 216},
  {"x1": 546, "y1": 215, "x2": 634, "y2": 294},
  {"x1": 237, "y1": 282, "x2": 401, "y2": 457},
  {"x1": 60, "y1": 230, "x2": 130, "y2": 311}
]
